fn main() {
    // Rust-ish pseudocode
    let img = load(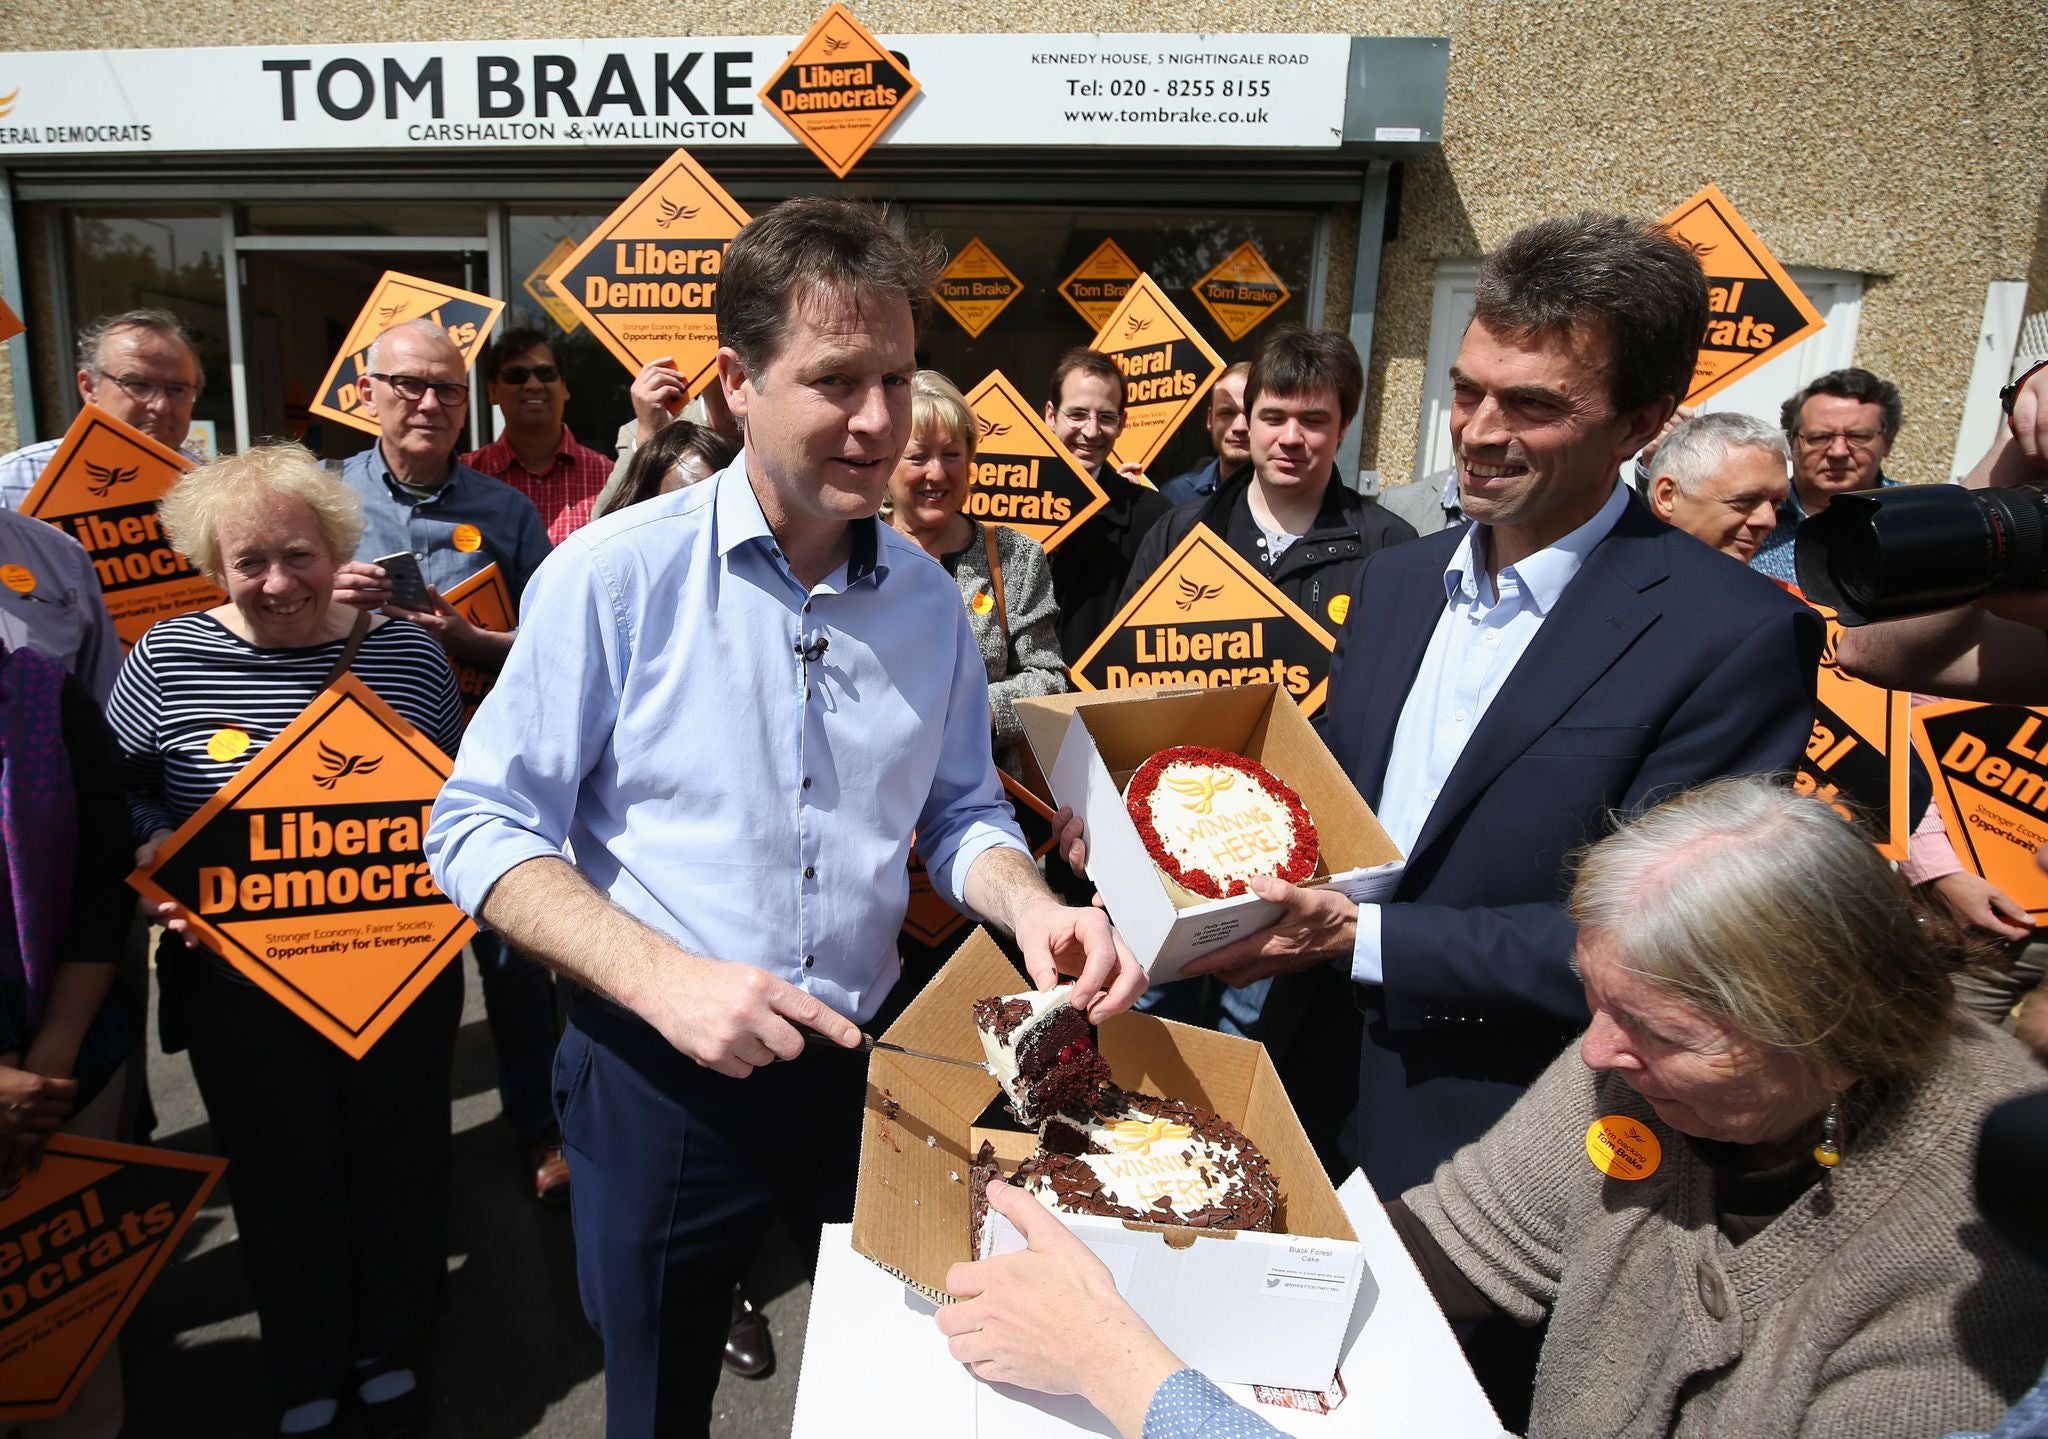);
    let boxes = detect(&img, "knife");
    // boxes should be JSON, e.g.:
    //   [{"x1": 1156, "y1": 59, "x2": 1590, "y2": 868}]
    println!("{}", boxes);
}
[{"x1": 860, "y1": 1033, "x2": 990, "y2": 1072}]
